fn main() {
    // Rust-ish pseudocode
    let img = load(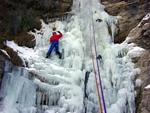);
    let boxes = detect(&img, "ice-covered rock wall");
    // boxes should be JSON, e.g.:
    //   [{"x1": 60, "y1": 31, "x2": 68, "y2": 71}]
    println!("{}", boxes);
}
[{"x1": 0, "y1": 0, "x2": 144, "y2": 113}]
